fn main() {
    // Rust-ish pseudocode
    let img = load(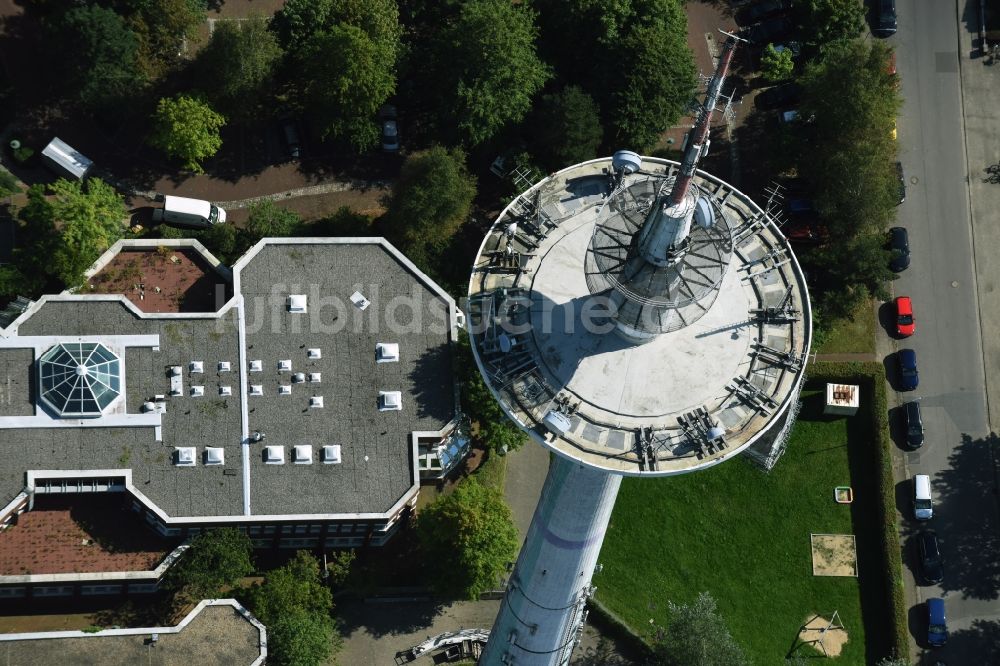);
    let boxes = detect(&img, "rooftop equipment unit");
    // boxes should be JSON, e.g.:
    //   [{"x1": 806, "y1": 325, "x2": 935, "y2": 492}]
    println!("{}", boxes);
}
[
  {"x1": 279, "y1": 385, "x2": 291, "y2": 395},
  {"x1": 379, "y1": 391, "x2": 402, "y2": 411},
  {"x1": 190, "y1": 361, "x2": 204, "y2": 373},
  {"x1": 292, "y1": 372, "x2": 306, "y2": 384},
  {"x1": 542, "y1": 410, "x2": 572, "y2": 437},
  {"x1": 288, "y1": 294, "x2": 307, "y2": 313},
  {"x1": 219, "y1": 386, "x2": 232, "y2": 396},
  {"x1": 190, "y1": 386, "x2": 205, "y2": 397},
  {"x1": 307, "y1": 348, "x2": 322, "y2": 359},
  {"x1": 218, "y1": 361, "x2": 231, "y2": 372},
  {"x1": 278, "y1": 359, "x2": 292, "y2": 372},
  {"x1": 293, "y1": 445, "x2": 313, "y2": 464},
  {"x1": 350, "y1": 291, "x2": 371, "y2": 310},
  {"x1": 249, "y1": 385, "x2": 263, "y2": 396},
  {"x1": 249, "y1": 360, "x2": 263, "y2": 372},
  {"x1": 376, "y1": 343, "x2": 400, "y2": 363},
  {"x1": 309, "y1": 396, "x2": 324, "y2": 408},
  {"x1": 204, "y1": 447, "x2": 224, "y2": 465},
  {"x1": 263, "y1": 446, "x2": 285, "y2": 465},
  {"x1": 308, "y1": 372, "x2": 321, "y2": 383},
  {"x1": 322, "y1": 445, "x2": 342, "y2": 464},
  {"x1": 174, "y1": 447, "x2": 196, "y2": 466}
]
